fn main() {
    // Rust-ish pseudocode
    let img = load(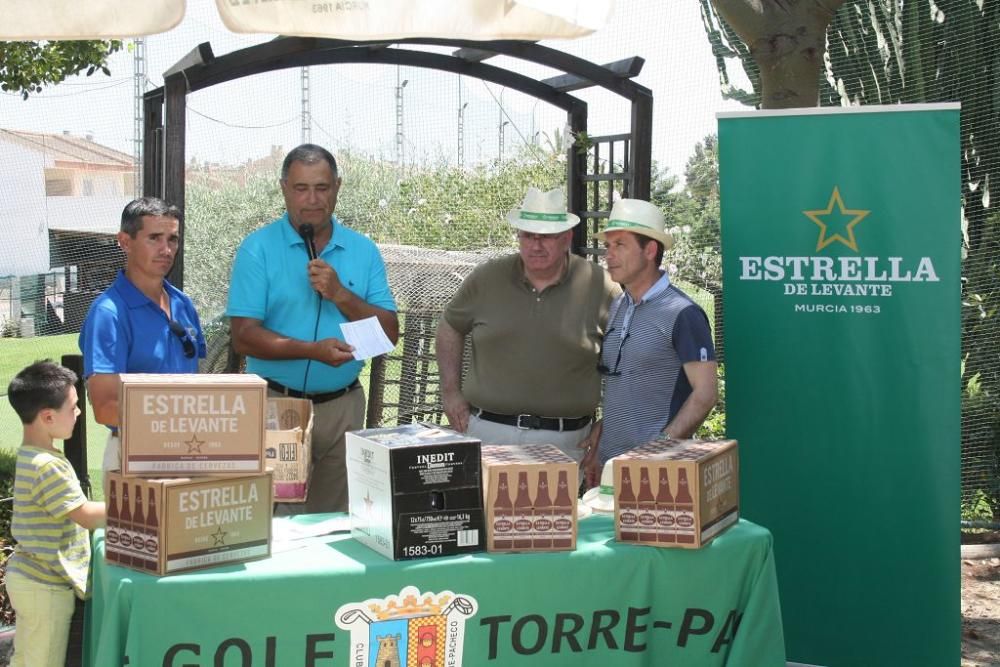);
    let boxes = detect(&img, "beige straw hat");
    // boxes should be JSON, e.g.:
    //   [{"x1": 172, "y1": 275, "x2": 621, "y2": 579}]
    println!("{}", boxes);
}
[
  {"x1": 596, "y1": 198, "x2": 673, "y2": 249},
  {"x1": 507, "y1": 187, "x2": 580, "y2": 234}
]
